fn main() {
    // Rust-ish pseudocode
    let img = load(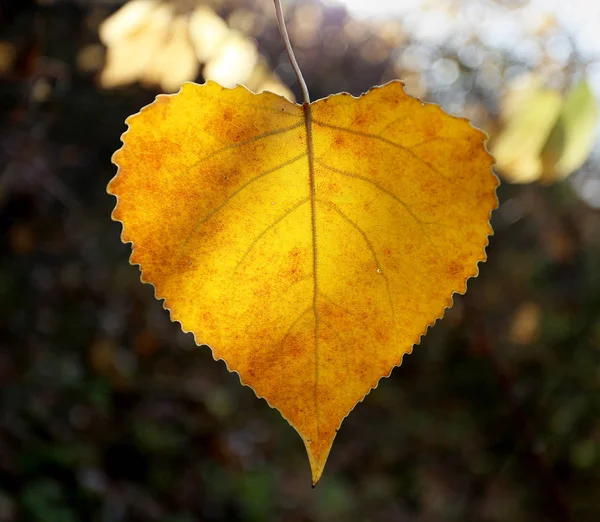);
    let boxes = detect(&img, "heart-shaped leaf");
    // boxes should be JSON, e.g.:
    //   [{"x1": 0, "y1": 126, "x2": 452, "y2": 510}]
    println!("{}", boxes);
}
[{"x1": 108, "y1": 80, "x2": 498, "y2": 484}]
